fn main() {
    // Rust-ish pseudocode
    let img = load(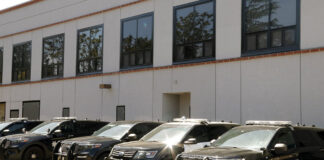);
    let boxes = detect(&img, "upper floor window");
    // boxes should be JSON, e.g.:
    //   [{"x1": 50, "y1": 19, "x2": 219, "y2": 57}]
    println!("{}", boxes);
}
[
  {"x1": 174, "y1": 0, "x2": 215, "y2": 63},
  {"x1": 77, "y1": 25, "x2": 103, "y2": 74},
  {"x1": 121, "y1": 13, "x2": 153, "y2": 69},
  {"x1": 242, "y1": 0, "x2": 299, "y2": 55},
  {"x1": 42, "y1": 34, "x2": 64, "y2": 79},
  {"x1": 12, "y1": 42, "x2": 31, "y2": 82},
  {"x1": 0, "y1": 47, "x2": 3, "y2": 83}
]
